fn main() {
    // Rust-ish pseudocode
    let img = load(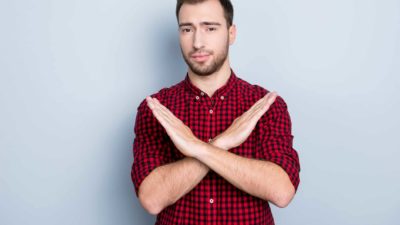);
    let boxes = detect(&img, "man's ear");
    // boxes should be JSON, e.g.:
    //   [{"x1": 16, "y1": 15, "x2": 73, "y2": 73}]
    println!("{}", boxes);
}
[{"x1": 228, "y1": 24, "x2": 237, "y2": 45}]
